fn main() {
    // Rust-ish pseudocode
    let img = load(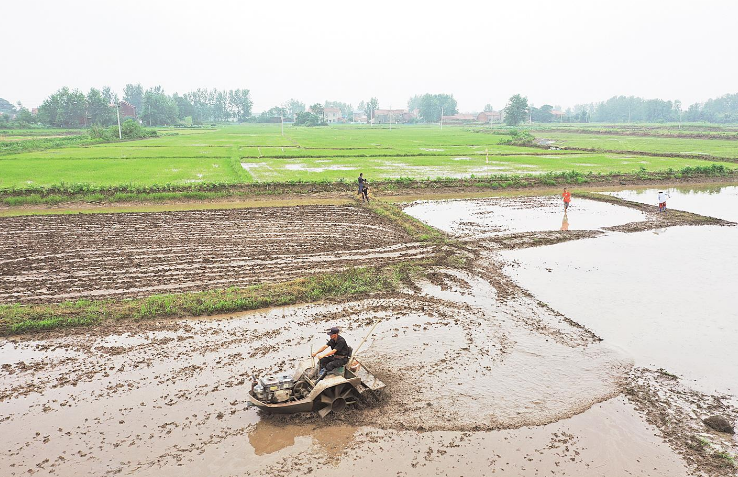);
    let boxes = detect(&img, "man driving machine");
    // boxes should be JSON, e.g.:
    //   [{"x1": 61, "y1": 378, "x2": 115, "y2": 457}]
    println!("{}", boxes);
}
[{"x1": 311, "y1": 326, "x2": 351, "y2": 383}]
